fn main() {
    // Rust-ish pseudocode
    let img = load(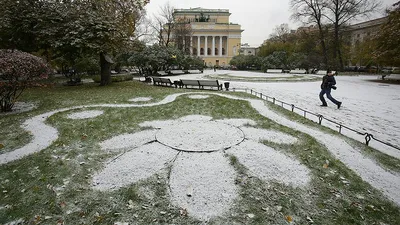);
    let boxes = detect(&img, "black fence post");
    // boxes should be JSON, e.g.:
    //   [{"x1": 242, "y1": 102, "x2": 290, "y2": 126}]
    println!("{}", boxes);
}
[
  {"x1": 318, "y1": 115, "x2": 323, "y2": 125},
  {"x1": 365, "y1": 134, "x2": 372, "y2": 146}
]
